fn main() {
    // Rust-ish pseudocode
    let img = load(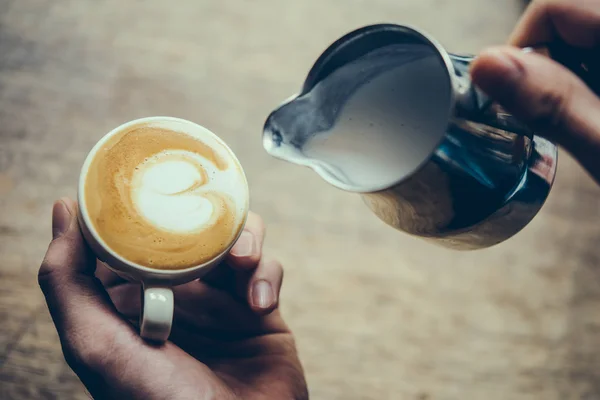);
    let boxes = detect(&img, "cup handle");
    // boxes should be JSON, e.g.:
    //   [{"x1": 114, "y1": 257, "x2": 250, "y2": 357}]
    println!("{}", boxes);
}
[{"x1": 140, "y1": 285, "x2": 174, "y2": 342}]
